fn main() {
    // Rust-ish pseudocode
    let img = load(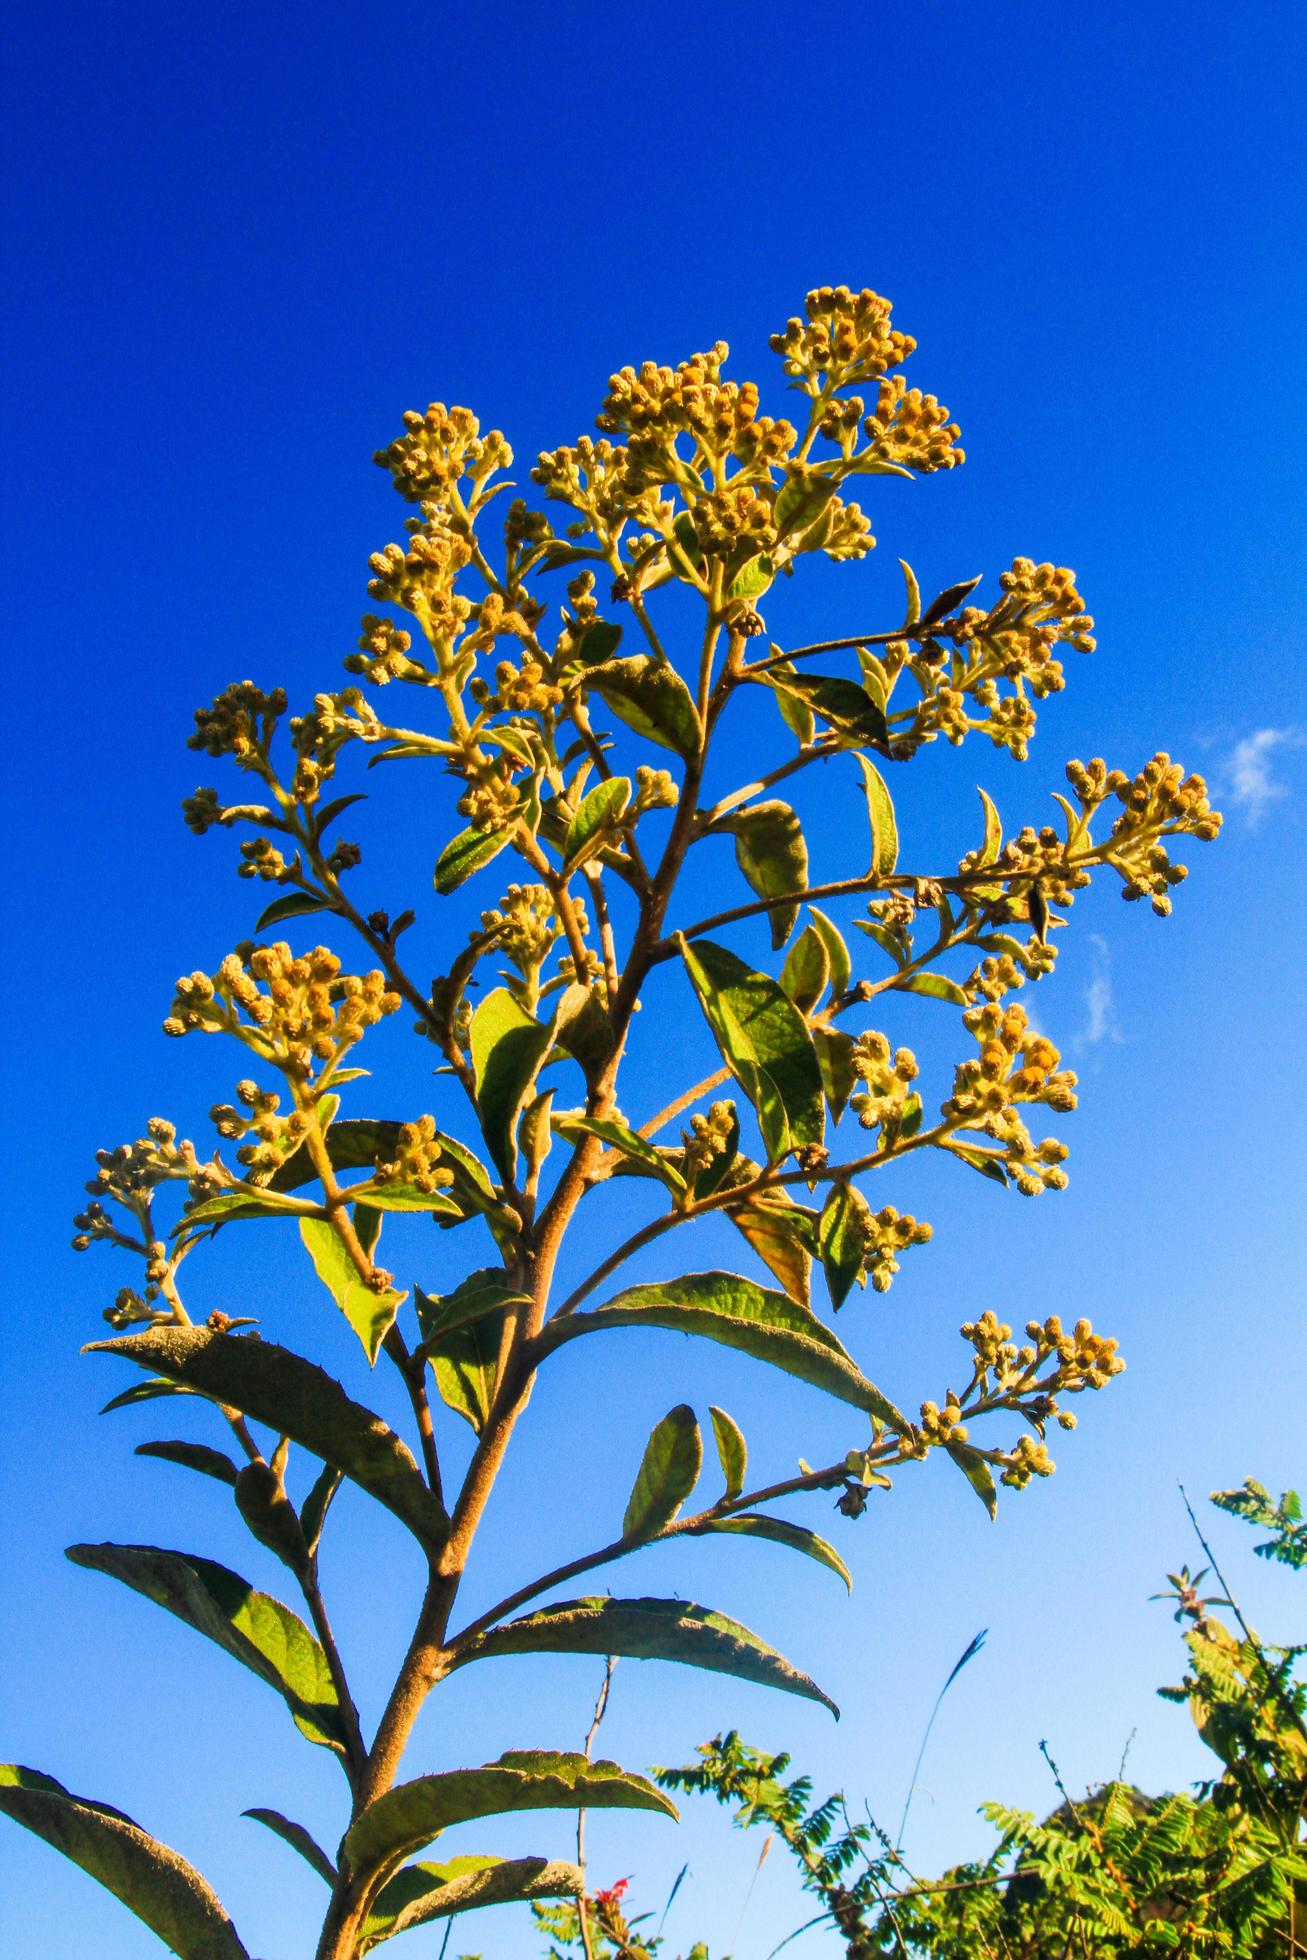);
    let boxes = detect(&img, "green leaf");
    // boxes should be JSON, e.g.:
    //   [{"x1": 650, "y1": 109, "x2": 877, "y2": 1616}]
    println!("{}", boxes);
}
[
  {"x1": 767, "y1": 658, "x2": 816, "y2": 743},
  {"x1": 66, "y1": 1545, "x2": 346, "y2": 1755},
  {"x1": 563, "y1": 776, "x2": 631, "y2": 869},
  {"x1": 358, "y1": 1184, "x2": 462, "y2": 1216},
  {"x1": 807, "y1": 906, "x2": 851, "y2": 999},
  {"x1": 812, "y1": 1025, "x2": 858, "y2": 1124},
  {"x1": 416, "y1": 1271, "x2": 531, "y2": 1345},
  {"x1": 539, "y1": 1271, "x2": 907, "y2": 1427},
  {"x1": 87, "y1": 1327, "x2": 449, "y2": 1553},
  {"x1": 853, "y1": 754, "x2": 899, "y2": 876},
  {"x1": 435, "y1": 823, "x2": 514, "y2": 896},
  {"x1": 270, "y1": 1117, "x2": 491, "y2": 1223},
  {"x1": 312, "y1": 791, "x2": 367, "y2": 839},
  {"x1": 898, "y1": 558, "x2": 922, "y2": 627},
  {"x1": 343, "y1": 1751, "x2": 676, "y2": 1878},
  {"x1": 774, "y1": 474, "x2": 839, "y2": 540},
  {"x1": 818, "y1": 1183, "x2": 874, "y2": 1310},
  {"x1": 702, "y1": 1514, "x2": 851, "y2": 1590},
  {"x1": 900, "y1": 971, "x2": 970, "y2": 1006},
  {"x1": 977, "y1": 786, "x2": 1003, "y2": 866},
  {"x1": 300, "y1": 1464, "x2": 342, "y2": 1557},
  {"x1": 853, "y1": 917, "x2": 909, "y2": 967},
  {"x1": 176, "y1": 1188, "x2": 312, "y2": 1231},
  {"x1": 424, "y1": 1307, "x2": 504, "y2": 1436},
  {"x1": 709, "y1": 1405, "x2": 747, "y2": 1499},
  {"x1": 234, "y1": 1461, "x2": 310, "y2": 1577},
  {"x1": 726, "y1": 1196, "x2": 813, "y2": 1306},
  {"x1": 761, "y1": 670, "x2": 888, "y2": 750},
  {"x1": 0, "y1": 1765, "x2": 250, "y2": 1960},
  {"x1": 102, "y1": 1377, "x2": 201, "y2": 1414},
  {"x1": 551, "y1": 980, "x2": 616, "y2": 1084},
  {"x1": 624, "y1": 1405, "x2": 702, "y2": 1539},
  {"x1": 361, "y1": 1855, "x2": 582, "y2": 1949},
  {"x1": 950, "y1": 1144, "x2": 1011, "y2": 1187},
  {"x1": 719, "y1": 800, "x2": 808, "y2": 950},
  {"x1": 134, "y1": 1440, "x2": 240, "y2": 1486},
  {"x1": 946, "y1": 1442, "x2": 999, "y2": 1520},
  {"x1": 254, "y1": 890, "x2": 337, "y2": 932},
  {"x1": 780, "y1": 925, "x2": 829, "y2": 1014},
  {"x1": 919, "y1": 573, "x2": 983, "y2": 628},
  {"x1": 470, "y1": 988, "x2": 553, "y2": 1185},
  {"x1": 585, "y1": 655, "x2": 702, "y2": 758},
  {"x1": 550, "y1": 1112, "x2": 687, "y2": 1195},
  {"x1": 574, "y1": 620, "x2": 623, "y2": 666},
  {"x1": 680, "y1": 938, "x2": 824, "y2": 1165},
  {"x1": 728, "y1": 554, "x2": 774, "y2": 601},
  {"x1": 242, "y1": 1808, "x2": 335, "y2": 1886},
  {"x1": 298, "y1": 1218, "x2": 406, "y2": 1365},
  {"x1": 448, "y1": 1598, "x2": 838, "y2": 1718}
]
